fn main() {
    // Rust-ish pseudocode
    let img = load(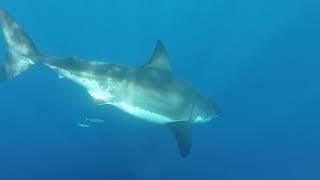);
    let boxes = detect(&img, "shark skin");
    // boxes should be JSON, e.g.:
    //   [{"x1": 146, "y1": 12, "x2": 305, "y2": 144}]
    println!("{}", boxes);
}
[{"x1": 0, "y1": 8, "x2": 220, "y2": 158}]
